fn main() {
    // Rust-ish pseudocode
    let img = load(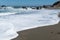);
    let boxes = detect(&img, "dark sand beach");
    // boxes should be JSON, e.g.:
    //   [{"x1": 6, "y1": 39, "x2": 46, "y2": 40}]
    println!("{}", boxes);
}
[{"x1": 12, "y1": 22, "x2": 60, "y2": 40}]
